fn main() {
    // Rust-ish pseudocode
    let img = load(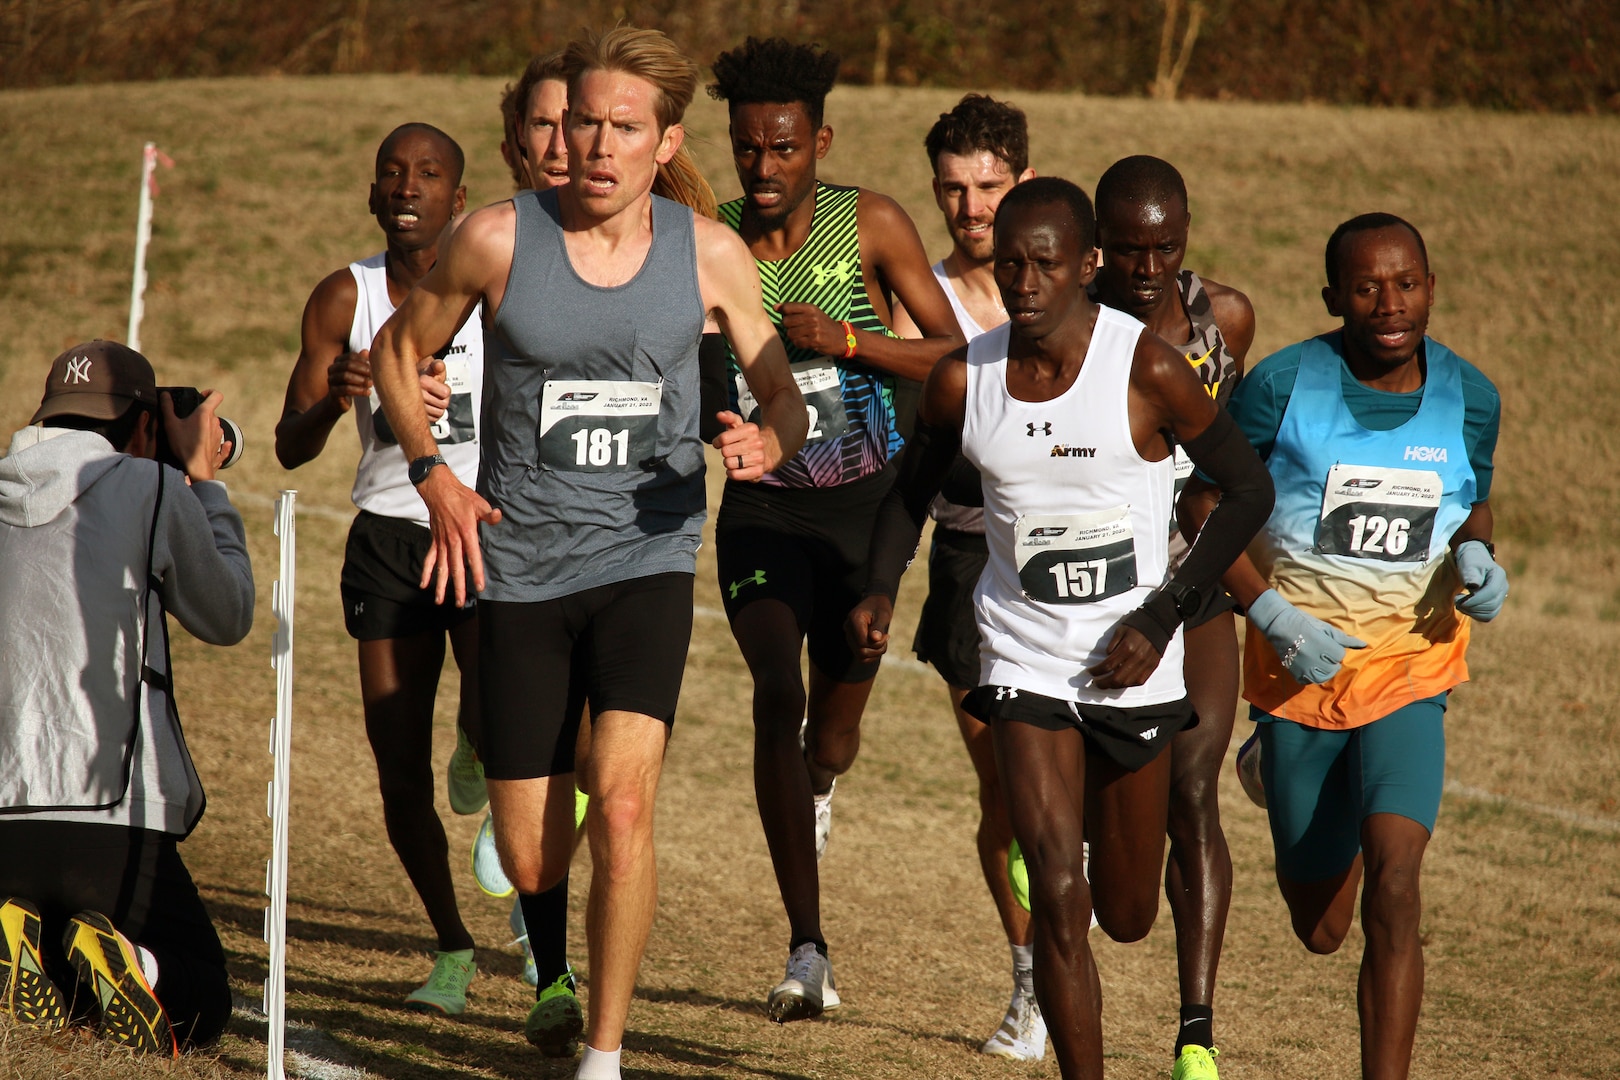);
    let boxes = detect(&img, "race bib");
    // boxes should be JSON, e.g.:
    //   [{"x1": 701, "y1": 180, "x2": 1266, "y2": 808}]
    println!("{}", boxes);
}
[
  {"x1": 1316, "y1": 463, "x2": 1441, "y2": 563},
  {"x1": 368, "y1": 357, "x2": 477, "y2": 447},
  {"x1": 537, "y1": 379, "x2": 662, "y2": 472},
  {"x1": 735, "y1": 357, "x2": 849, "y2": 445},
  {"x1": 1015, "y1": 507, "x2": 1137, "y2": 604},
  {"x1": 1168, "y1": 445, "x2": 1195, "y2": 537}
]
